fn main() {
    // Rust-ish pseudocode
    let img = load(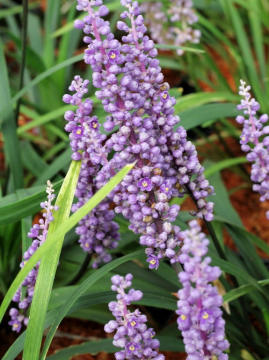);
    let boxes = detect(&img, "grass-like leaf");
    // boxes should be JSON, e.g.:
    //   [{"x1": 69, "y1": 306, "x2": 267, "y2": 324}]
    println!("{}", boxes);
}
[
  {"x1": 40, "y1": 249, "x2": 144, "y2": 360},
  {"x1": 0, "y1": 39, "x2": 23, "y2": 191},
  {"x1": 12, "y1": 54, "x2": 83, "y2": 104},
  {"x1": 23, "y1": 160, "x2": 81, "y2": 360}
]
